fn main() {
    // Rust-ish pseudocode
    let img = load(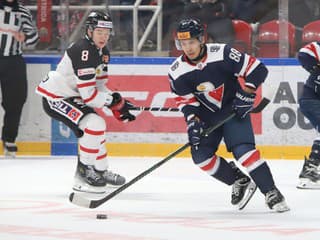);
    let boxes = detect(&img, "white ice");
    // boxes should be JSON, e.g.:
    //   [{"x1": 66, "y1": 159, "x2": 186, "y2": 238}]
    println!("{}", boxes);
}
[{"x1": 0, "y1": 156, "x2": 320, "y2": 240}]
